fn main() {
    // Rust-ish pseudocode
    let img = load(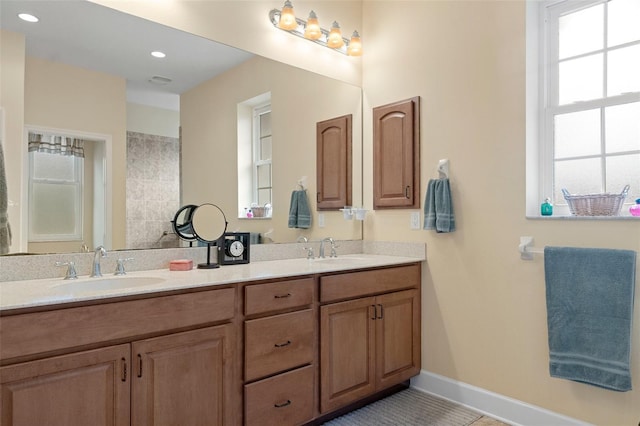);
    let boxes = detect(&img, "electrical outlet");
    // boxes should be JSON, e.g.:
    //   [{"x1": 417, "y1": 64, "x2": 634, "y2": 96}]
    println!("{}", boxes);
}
[
  {"x1": 318, "y1": 213, "x2": 325, "y2": 228},
  {"x1": 410, "y1": 212, "x2": 421, "y2": 230}
]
